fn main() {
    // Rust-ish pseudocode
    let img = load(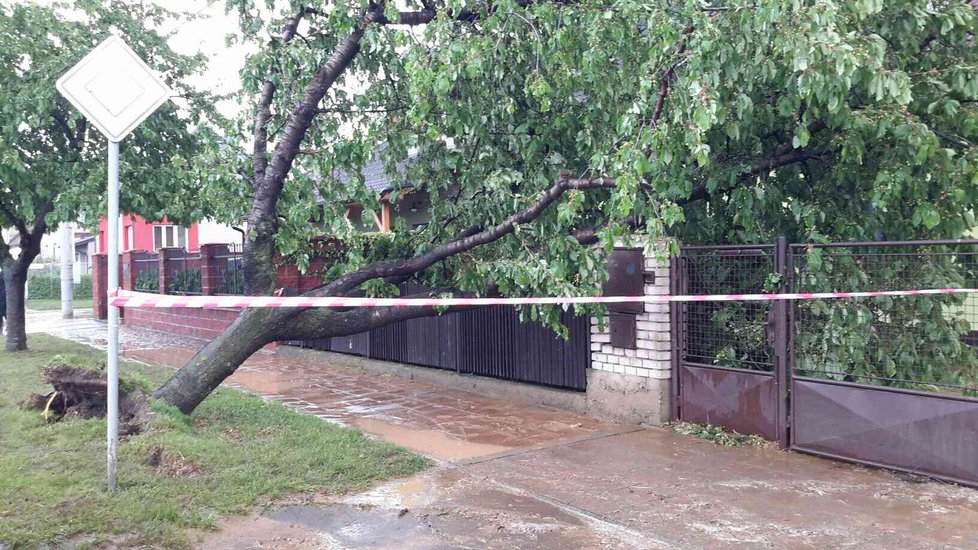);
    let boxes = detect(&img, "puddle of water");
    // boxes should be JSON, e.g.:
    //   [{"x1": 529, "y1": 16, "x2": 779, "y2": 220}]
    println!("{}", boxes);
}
[
  {"x1": 395, "y1": 476, "x2": 428, "y2": 507},
  {"x1": 354, "y1": 417, "x2": 513, "y2": 461},
  {"x1": 260, "y1": 505, "x2": 444, "y2": 550}
]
